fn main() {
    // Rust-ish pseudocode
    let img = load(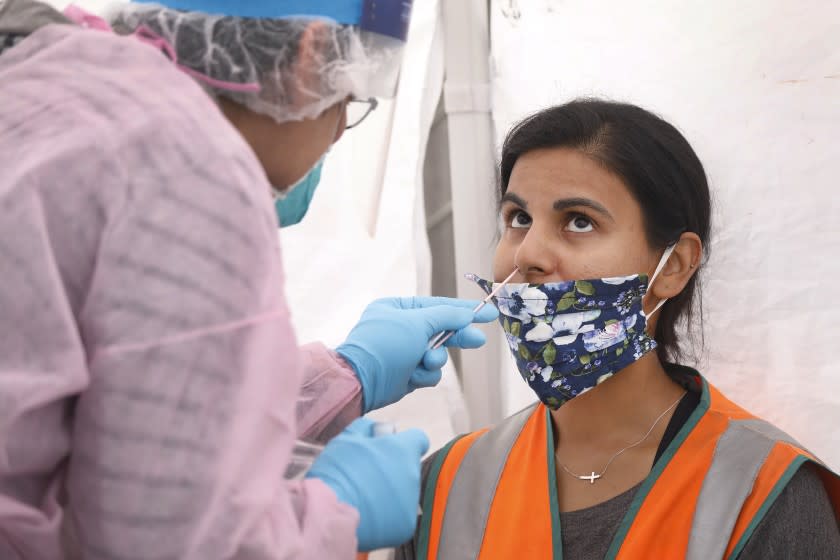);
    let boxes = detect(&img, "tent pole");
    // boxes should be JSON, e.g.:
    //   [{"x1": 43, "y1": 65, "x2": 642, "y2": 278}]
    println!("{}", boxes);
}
[{"x1": 441, "y1": 0, "x2": 503, "y2": 428}]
